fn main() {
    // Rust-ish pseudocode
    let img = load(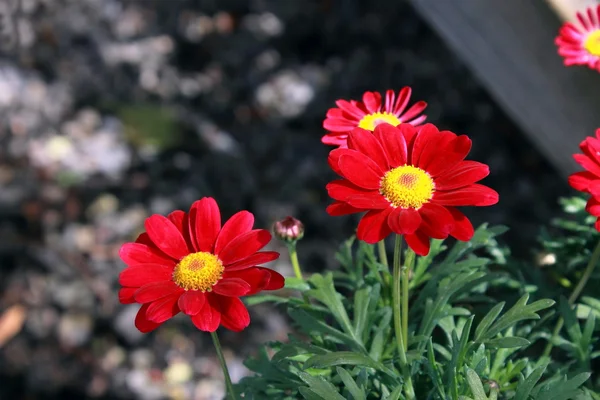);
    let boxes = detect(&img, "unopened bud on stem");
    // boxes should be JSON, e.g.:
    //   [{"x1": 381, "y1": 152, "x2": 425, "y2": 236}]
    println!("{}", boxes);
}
[{"x1": 273, "y1": 216, "x2": 304, "y2": 244}]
